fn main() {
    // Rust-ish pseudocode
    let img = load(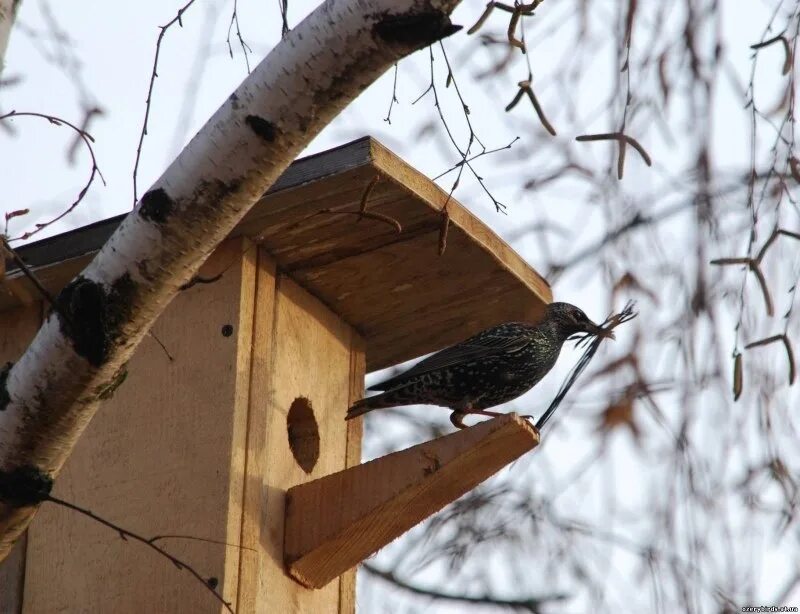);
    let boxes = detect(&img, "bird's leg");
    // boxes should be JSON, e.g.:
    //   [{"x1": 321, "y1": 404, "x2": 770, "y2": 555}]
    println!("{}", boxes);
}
[
  {"x1": 449, "y1": 407, "x2": 507, "y2": 429},
  {"x1": 449, "y1": 411, "x2": 468, "y2": 429},
  {"x1": 450, "y1": 400, "x2": 478, "y2": 429}
]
